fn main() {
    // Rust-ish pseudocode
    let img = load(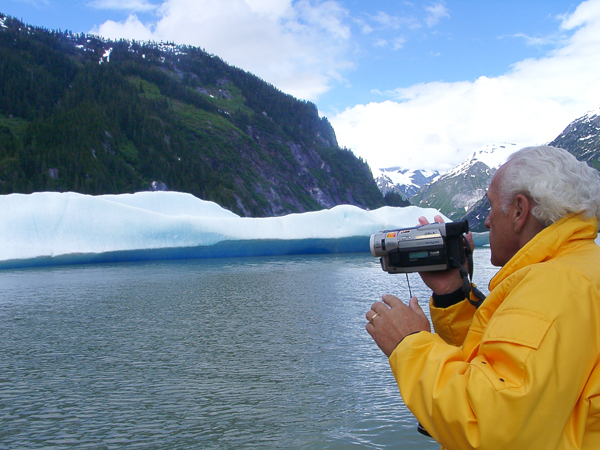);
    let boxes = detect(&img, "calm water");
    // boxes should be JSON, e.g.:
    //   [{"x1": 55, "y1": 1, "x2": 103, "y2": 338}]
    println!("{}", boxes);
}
[{"x1": 0, "y1": 249, "x2": 496, "y2": 449}]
